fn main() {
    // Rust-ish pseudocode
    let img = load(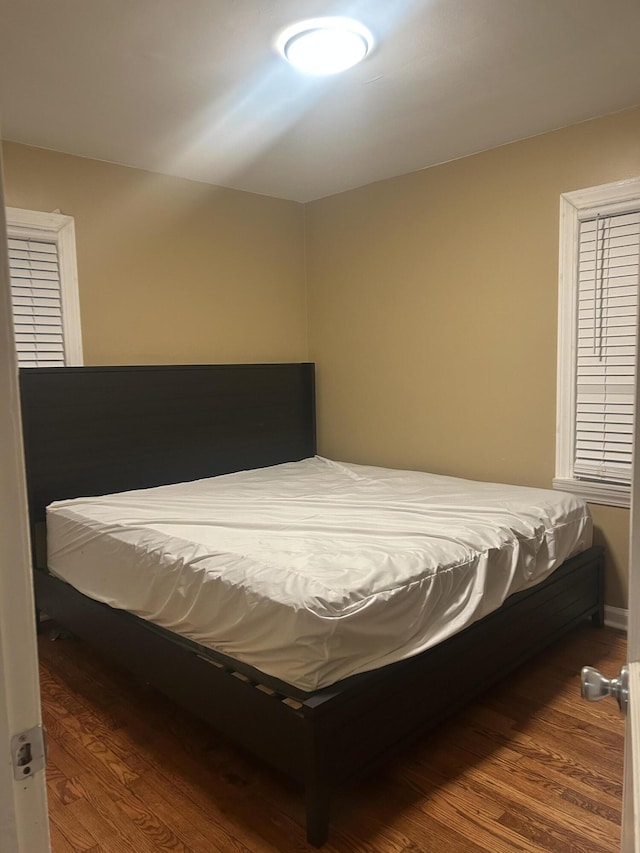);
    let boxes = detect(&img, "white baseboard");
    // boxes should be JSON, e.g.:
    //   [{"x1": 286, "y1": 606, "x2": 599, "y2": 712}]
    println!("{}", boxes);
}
[{"x1": 604, "y1": 605, "x2": 628, "y2": 632}]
